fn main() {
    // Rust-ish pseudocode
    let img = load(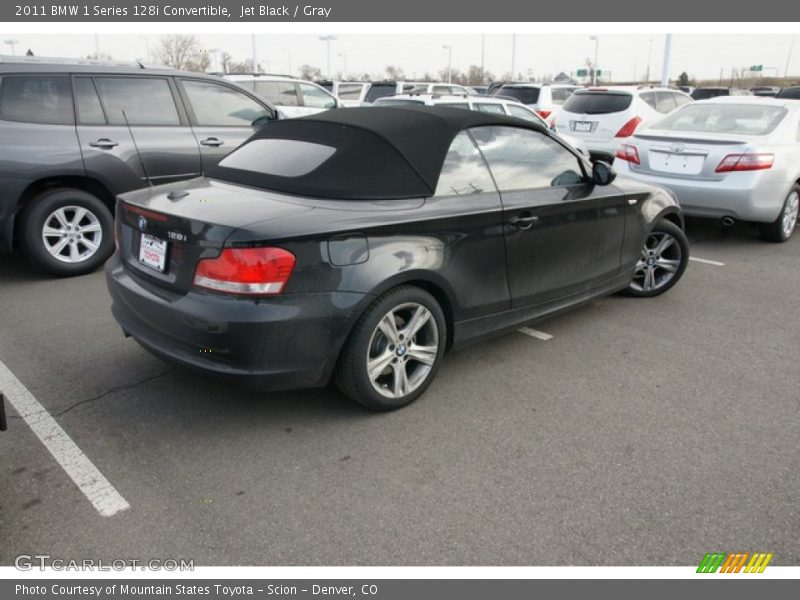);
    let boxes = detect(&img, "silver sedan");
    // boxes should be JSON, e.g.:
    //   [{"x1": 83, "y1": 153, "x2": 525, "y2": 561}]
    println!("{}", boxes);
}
[{"x1": 614, "y1": 97, "x2": 800, "y2": 242}]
